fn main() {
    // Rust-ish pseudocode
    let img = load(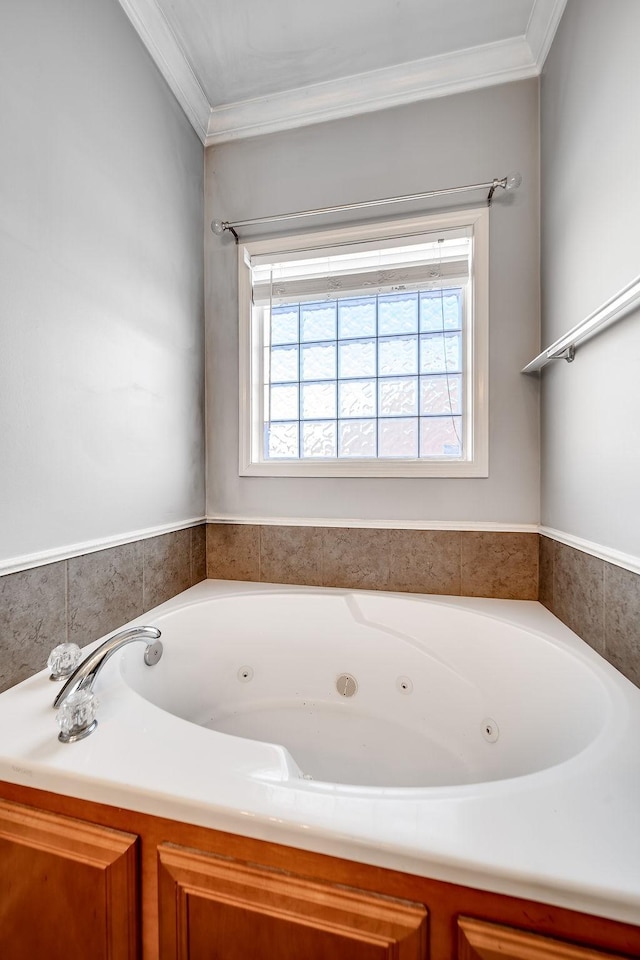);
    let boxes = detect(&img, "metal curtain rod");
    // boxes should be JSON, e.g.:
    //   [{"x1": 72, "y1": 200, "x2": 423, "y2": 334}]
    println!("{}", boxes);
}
[{"x1": 211, "y1": 173, "x2": 522, "y2": 240}]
